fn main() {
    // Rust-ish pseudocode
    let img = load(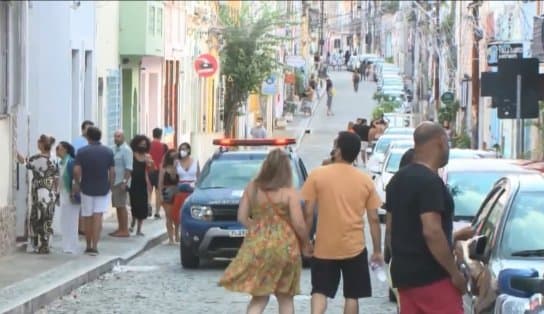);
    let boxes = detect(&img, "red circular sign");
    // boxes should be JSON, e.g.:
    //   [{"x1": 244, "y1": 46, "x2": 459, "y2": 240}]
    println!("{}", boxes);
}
[{"x1": 194, "y1": 53, "x2": 218, "y2": 78}]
